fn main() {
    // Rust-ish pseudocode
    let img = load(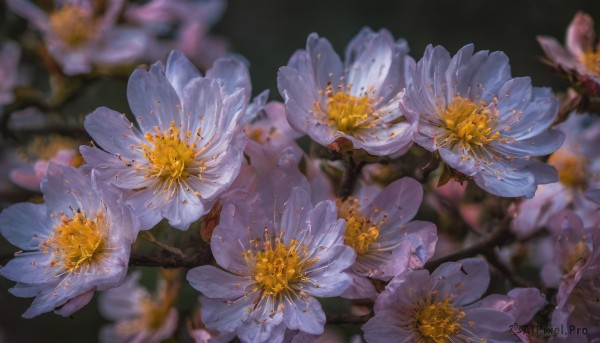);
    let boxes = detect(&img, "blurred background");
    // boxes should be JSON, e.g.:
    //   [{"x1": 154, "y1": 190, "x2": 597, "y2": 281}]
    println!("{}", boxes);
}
[{"x1": 1, "y1": 0, "x2": 599, "y2": 341}]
